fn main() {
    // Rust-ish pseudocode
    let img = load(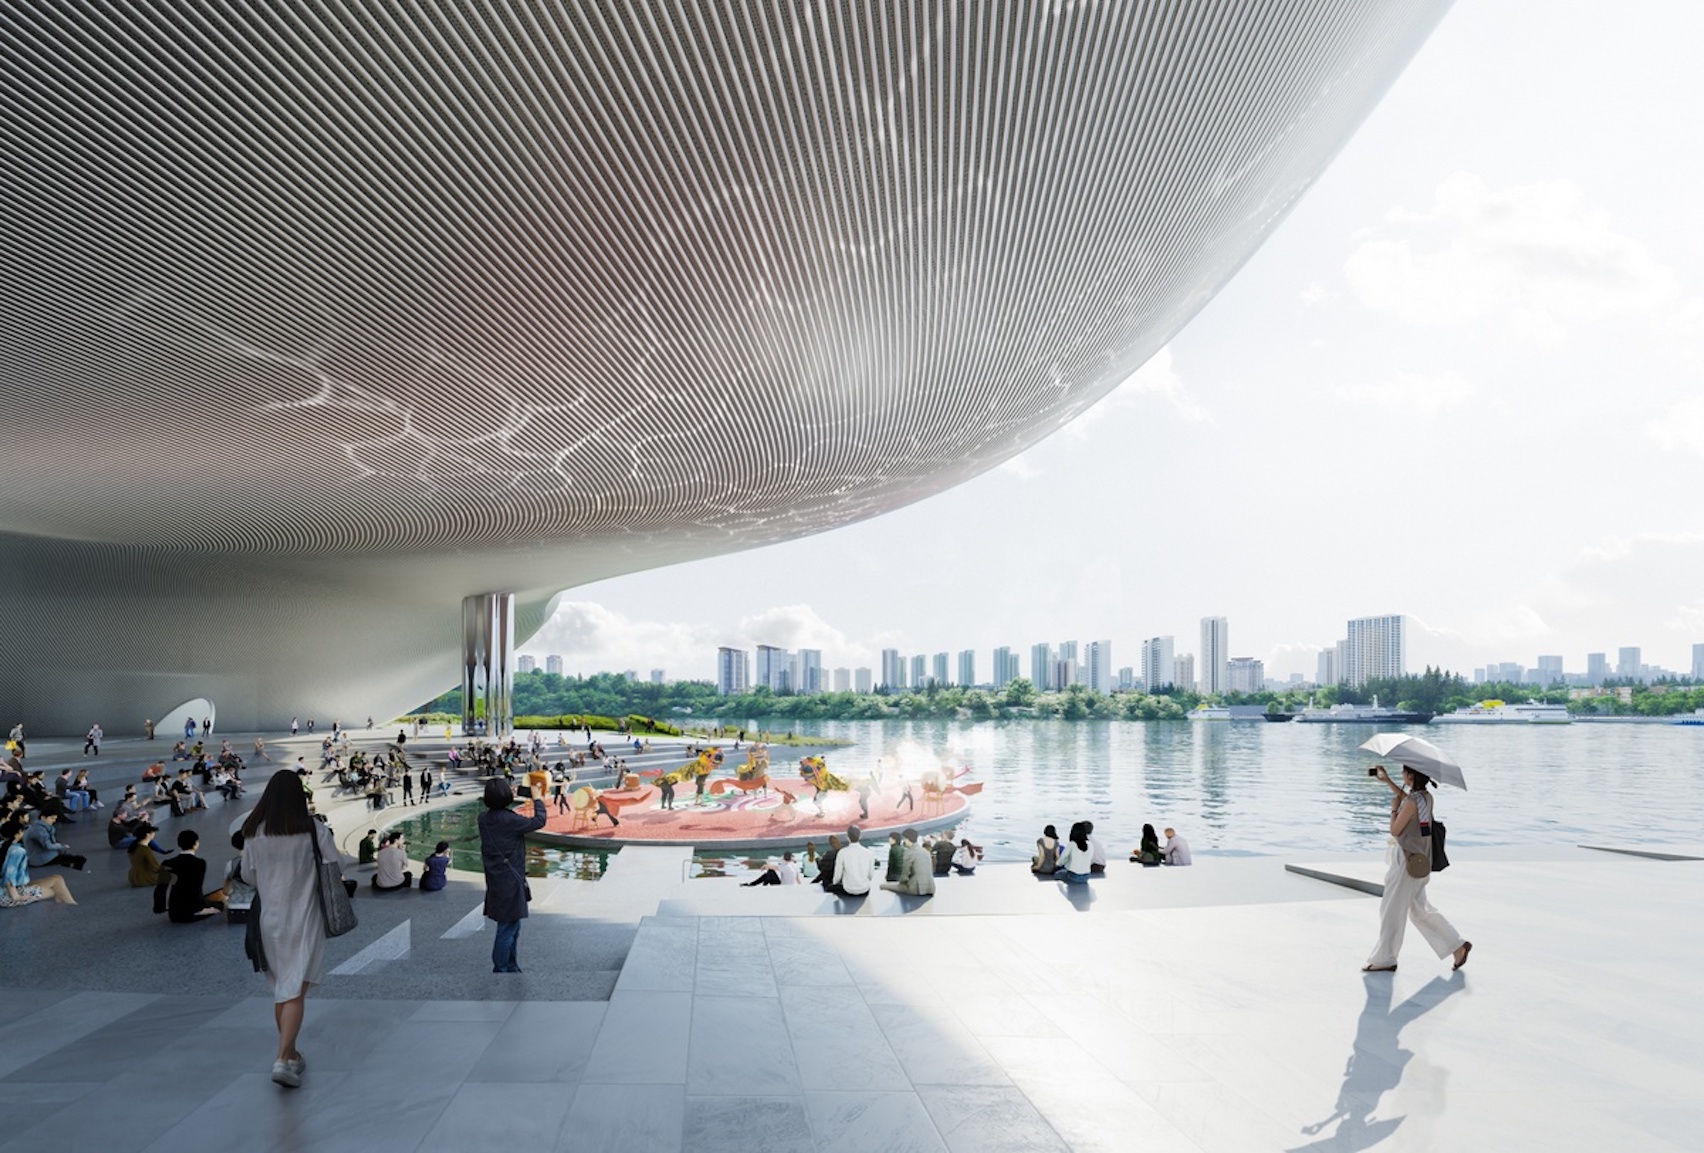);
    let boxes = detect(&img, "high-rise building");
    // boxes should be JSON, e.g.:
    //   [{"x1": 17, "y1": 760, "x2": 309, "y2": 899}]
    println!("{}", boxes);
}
[
  {"x1": 880, "y1": 649, "x2": 904, "y2": 691},
  {"x1": 1616, "y1": 646, "x2": 1642, "y2": 682},
  {"x1": 756, "y1": 644, "x2": 787, "y2": 691},
  {"x1": 1058, "y1": 640, "x2": 1079, "y2": 666},
  {"x1": 1086, "y1": 640, "x2": 1112, "y2": 694},
  {"x1": 854, "y1": 667, "x2": 873, "y2": 693},
  {"x1": 517, "y1": 655, "x2": 537, "y2": 674},
  {"x1": 622, "y1": 669, "x2": 639, "y2": 683},
  {"x1": 545, "y1": 654, "x2": 564, "y2": 676},
  {"x1": 796, "y1": 648, "x2": 823, "y2": 694},
  {"x1": 1115, "y1": 666, "x2": 1134, "y2": 691},
  {"x1": 1692, "y1": 644, "x2": 1704, "y2": 682},
  {"x1": 932, "y1": 651, "x2": 949, "y2": 687},
  {"x1": 1053, "y1": 656, "x2": 1077, "y2": 691},
  {"x1": 1345, "y1": 615, "x2": 1404, "y2": 686},
  {"x1": 911, "y1": 653, "x2": 927, "y2": 688},
  {"x1": 1199, "y1": 617, "x2": 1229, "y2": 695},
  {"x1": 1173, "y1": 653, "x2": 1195, "y2": 693},
  {"x1": 716, "y1": 647, "x2": 749, "y2": 695},
  {"x1": 649, "y1": 668, "x2": 665, "y2": 684},
  {"x1": 1227, "y1": 657, "x2": 1264, "y2": 694},
  {"x1": 1586, "y1": 653, "x2": 1608, "y2": 686},
  {"x1": 1140, "y1": 636, "x2": 1174, "y2": 692},
  {"x1": 1315, "y1": 647, "x2": 1338, "y2": 687},
  {"x1": 1535, "y1": 655, "x2": 1564, "y2": 684},
  {"x1": 1031, "y1": 643, "x2": 1054, "y2": 691},
  {"x1": 992, "y1": 647, "x2": 1019, "y2": 689},
  {"x1": 831, "y1": 667, "x2": 850, "y2": 692},
  {"x1": 957, "y1": 649, "x2": 976, "y2": 688}
]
